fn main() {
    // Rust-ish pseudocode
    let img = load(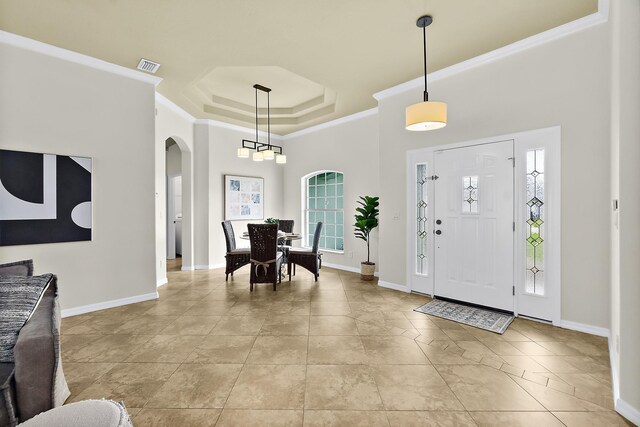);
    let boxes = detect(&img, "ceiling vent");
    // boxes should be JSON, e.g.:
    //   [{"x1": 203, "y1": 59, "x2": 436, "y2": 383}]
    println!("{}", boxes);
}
[{"x1": 136, "y1": 58, "x2": 160, "y2": 74}]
